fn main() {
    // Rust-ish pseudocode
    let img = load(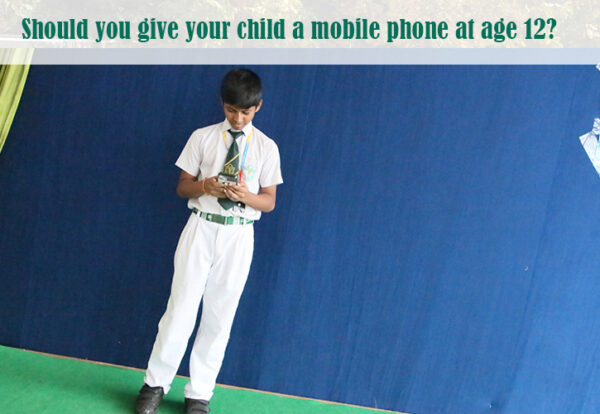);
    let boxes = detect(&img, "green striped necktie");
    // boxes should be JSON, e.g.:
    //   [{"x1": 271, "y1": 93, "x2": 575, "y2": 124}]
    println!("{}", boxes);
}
[{"x1": 218, "y1": 129, "x2": 244, "y2": 210}]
